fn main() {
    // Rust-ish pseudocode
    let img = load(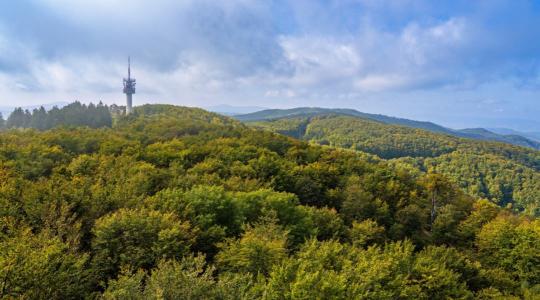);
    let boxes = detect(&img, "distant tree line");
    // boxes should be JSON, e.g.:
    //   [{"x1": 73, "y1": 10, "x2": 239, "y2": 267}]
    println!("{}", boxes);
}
[{"x1": 2, "y1": 101, "x2": 112, "y2": 130}]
